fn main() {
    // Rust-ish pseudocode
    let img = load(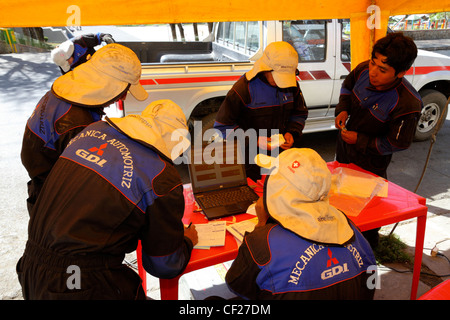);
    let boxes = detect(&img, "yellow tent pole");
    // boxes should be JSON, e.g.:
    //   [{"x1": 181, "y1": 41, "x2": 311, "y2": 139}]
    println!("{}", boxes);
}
[
  {"x1": 374, "y1": 10, "x2": 390, "y2": 46},
  {"x1": 350, "y1": 6, "x2": 391, "y2": 70},
  {"x1": 9, "y1": 29, "x2": 18, "y2": 53},
  {"x1": 0, "y1": 27, "x2": 17, "y2": 53},
  {"x1": 350, "y1": 12, "x2": 371, "y2": 69}
]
